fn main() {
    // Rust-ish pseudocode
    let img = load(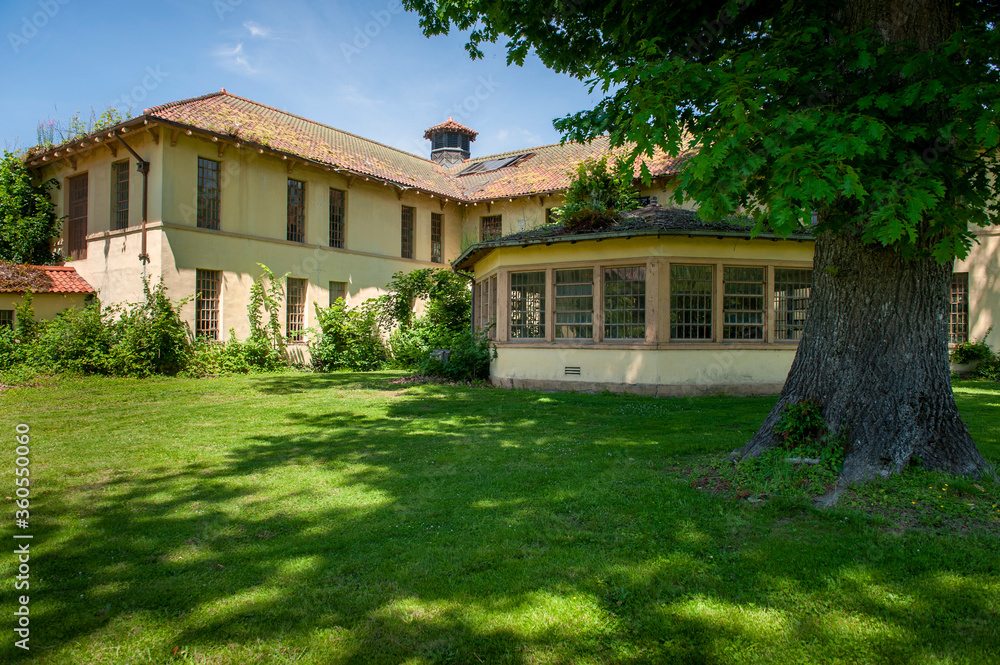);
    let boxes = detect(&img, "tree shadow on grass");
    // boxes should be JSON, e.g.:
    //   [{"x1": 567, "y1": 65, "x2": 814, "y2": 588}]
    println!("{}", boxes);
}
[{"x1": 7, "y1": 376, "x2": 1000, "y2": 663}]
